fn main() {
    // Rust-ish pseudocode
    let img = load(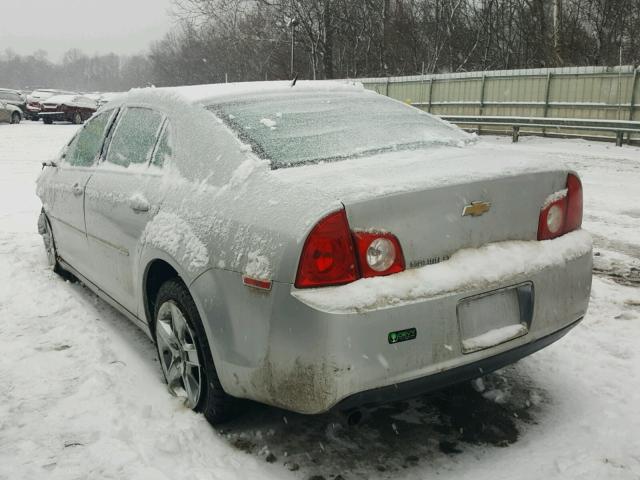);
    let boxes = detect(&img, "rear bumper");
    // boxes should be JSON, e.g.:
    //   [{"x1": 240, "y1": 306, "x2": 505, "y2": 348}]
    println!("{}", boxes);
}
[
  {"x1": 39, "y1": 112, "x2": 66, "y2": 121},
  {"x1": 336, "y1": 316, "x2": 582, "y2": 411},
  {"x1": 191, "y1": 231, "x2": 592, "y2": 414}
]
